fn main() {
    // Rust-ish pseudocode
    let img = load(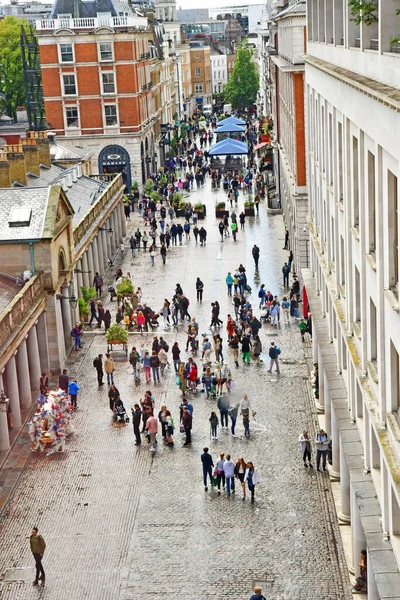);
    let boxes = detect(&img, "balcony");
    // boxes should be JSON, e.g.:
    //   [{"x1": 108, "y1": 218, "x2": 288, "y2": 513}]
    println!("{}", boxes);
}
[{"x1": 35, "y1": 15, "x2": 148, "y2": 32}]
